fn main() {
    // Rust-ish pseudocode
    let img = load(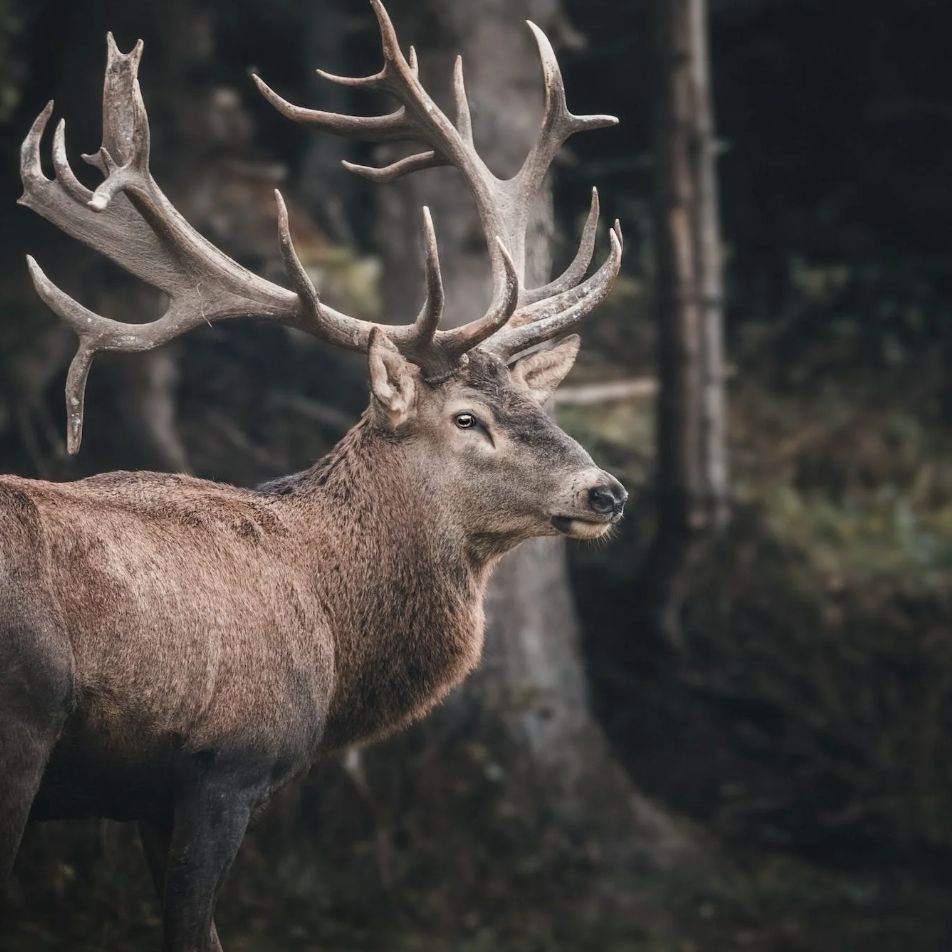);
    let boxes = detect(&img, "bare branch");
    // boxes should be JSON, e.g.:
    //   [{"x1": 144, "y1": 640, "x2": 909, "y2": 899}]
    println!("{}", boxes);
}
[{"x1": 553, "y1": 378, "x2": 658, "y2": 406}]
